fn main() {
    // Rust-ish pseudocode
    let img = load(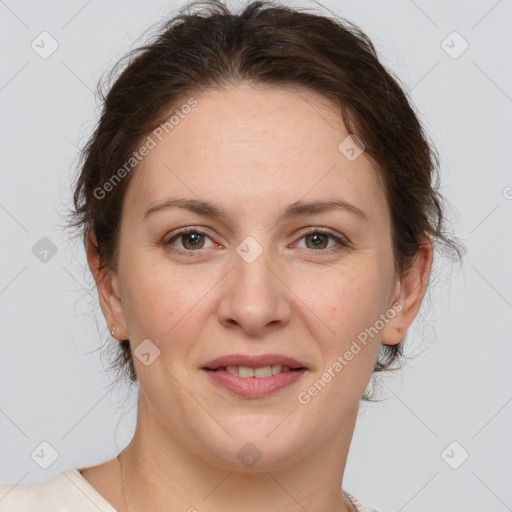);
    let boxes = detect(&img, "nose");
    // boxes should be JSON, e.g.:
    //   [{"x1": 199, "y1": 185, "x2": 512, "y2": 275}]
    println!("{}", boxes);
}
[{"x1": 217, "y1": 243, "x2": 292, "y2": 336}]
